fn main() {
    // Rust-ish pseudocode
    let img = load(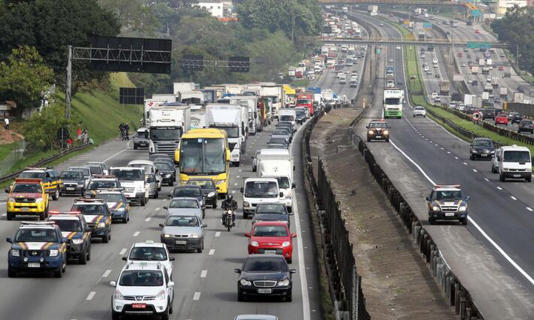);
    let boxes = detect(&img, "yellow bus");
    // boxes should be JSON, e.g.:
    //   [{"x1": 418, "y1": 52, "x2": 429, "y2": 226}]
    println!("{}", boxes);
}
[{"x1": 175, "y1": 128, "x2": 230, "y2": 198}]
